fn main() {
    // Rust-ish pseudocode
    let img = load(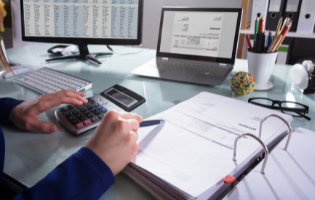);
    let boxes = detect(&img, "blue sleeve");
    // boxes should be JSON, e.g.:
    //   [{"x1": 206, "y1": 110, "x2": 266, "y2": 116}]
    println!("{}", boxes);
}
[
  {"x1": 0, "y1": 98, "x2": 24, "y2": 125},
  {"x1": 13, "y1": 147, "x2": 115, "y2": 200}
]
